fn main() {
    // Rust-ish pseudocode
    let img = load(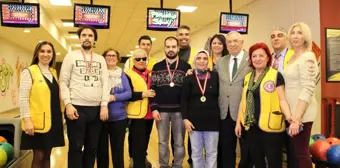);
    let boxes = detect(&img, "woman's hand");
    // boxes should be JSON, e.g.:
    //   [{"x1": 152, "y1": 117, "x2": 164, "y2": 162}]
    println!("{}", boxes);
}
[
  {"x1": 186, "y1": 69, "x2": 193, "y2": 76},
  {"x1": 289, "y1": 120, "x2": 301, "y2": 137},
  {"x1": 235, "y1": 123, "x2": 242, "y2": 138},
  {"x1": 142, "y1": 90, "x2": 156, "y2": 98},
  {"x1": 184, "y1": 119, "x2": 195, "y2": 134},
  {"x1": 109, "y1": 95, "x2": 116, "y2": 102},
  {"x1": 24, "y1": 118, "x2": 34, "y2": 136}
]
